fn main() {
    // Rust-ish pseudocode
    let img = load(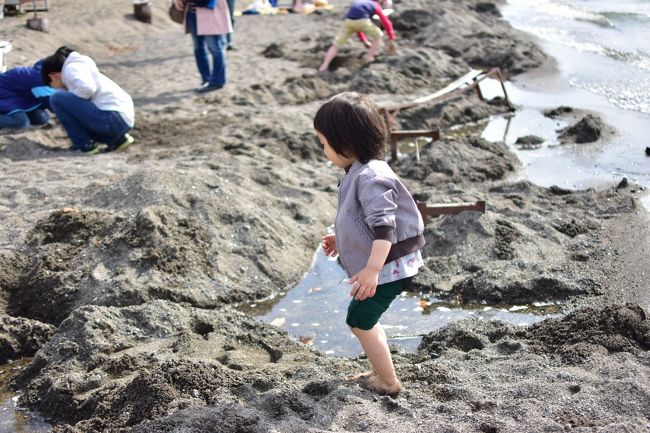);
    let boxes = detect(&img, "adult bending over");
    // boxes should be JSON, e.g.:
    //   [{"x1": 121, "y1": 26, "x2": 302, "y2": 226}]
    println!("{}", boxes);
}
[
  {"x1": 41, "y1": 47, "x2": 135, "y2": 154},
  {"x1": 173, "y1": 0, "x2": 233, "y2": 93},
  {"x1": 0, "y1": 60, "x2": 54, "y2": 130}
]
